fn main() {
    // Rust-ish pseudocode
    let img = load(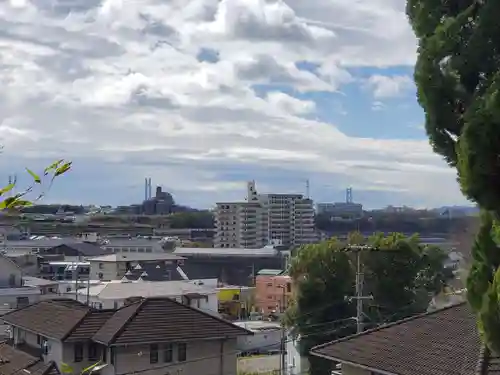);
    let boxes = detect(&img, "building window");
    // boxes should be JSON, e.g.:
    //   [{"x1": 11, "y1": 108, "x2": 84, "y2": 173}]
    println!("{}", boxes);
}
[
  {"x1": 163, "y1": 344, "x2": 173, "y2": 363},
  {"x1": 37, "y1": 335, "x2": 42, "y2": 345},
  {"x1": 150, "y1": 344, "x2": 159, "y2": 364},
  {"x1": 16, "y1": 297, "x2": 29, "y2": 309},
  {"x1": 88, "y1": 343, "x2": 98, "y2": 361},
  {"x1": 98, "y1": 263, "x2": 104, "y2": 269},
  {"x1": 286, "y1": 283, "x2": 291, "y2": 293},
  {"x1": 74, "y1": 344, "x2": 84, "y2": 362},
  {"x1": 177, "y1": 343, "x2": 187, "y2": 362}
]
